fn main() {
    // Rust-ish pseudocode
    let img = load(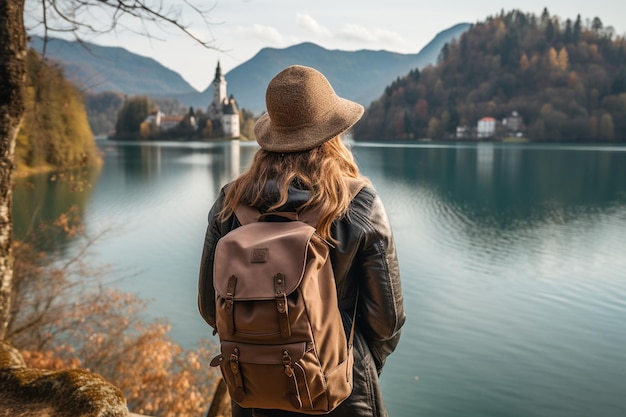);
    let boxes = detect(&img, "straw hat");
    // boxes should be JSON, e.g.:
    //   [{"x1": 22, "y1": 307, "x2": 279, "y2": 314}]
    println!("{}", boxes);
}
[{"x1": 254, "y1": 65, "x2": 364, "y2": 153}]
